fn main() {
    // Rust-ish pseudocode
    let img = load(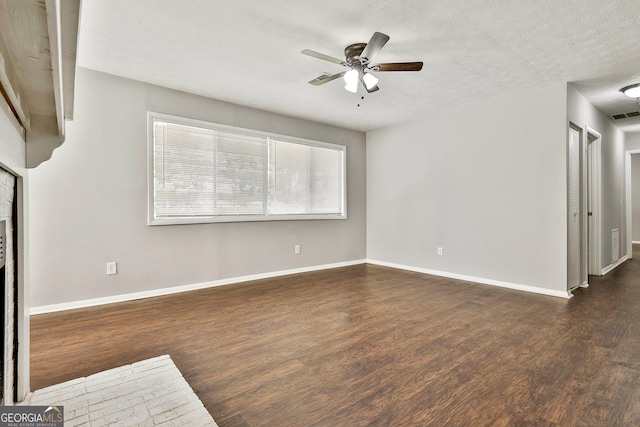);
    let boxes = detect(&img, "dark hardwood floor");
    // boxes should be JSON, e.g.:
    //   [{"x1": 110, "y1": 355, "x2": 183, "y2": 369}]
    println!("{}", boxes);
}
[{"x1": 31, "y1": 250, "x2": 640, "y2": 426}]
